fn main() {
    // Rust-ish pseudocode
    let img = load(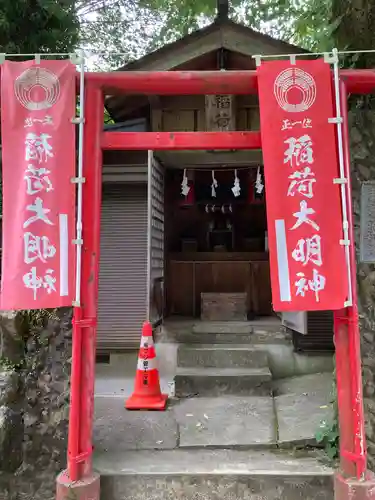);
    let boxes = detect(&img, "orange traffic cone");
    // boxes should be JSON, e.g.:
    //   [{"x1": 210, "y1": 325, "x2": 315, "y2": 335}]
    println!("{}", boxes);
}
[{"x1": 125, "y1": 321, "x2": 168, "y2": 410}]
